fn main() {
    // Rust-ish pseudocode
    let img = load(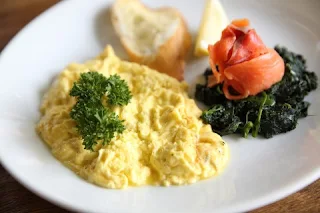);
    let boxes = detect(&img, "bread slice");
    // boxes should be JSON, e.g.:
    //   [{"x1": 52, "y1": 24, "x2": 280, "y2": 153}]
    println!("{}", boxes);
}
[{"x1": 111, "y1": 0, "x2": 192, "y2": 81}]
